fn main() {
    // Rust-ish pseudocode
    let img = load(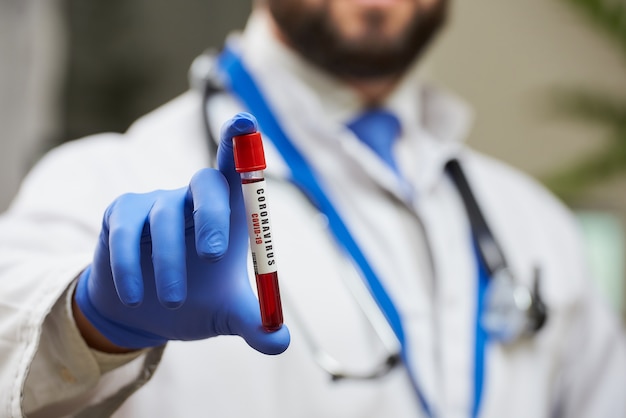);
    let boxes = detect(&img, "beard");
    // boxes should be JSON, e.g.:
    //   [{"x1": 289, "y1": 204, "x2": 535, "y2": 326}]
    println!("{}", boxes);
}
[{"x1": 267, "y1": 0, "x2": 448, "y2": 80}]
